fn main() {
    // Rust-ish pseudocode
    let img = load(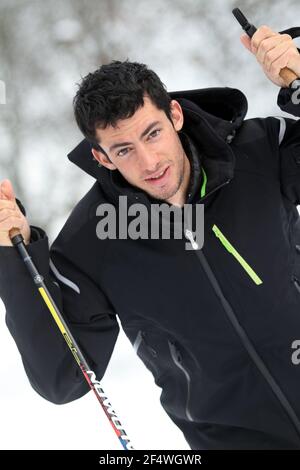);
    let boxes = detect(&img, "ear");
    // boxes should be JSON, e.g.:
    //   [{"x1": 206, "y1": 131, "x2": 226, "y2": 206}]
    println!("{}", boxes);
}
[
  {"x1": 91, "y1": 148, "x2": 117, "y2": 170},
  {"x1": 170, "y1": 100, "x2": 184, "y2": 132}
]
